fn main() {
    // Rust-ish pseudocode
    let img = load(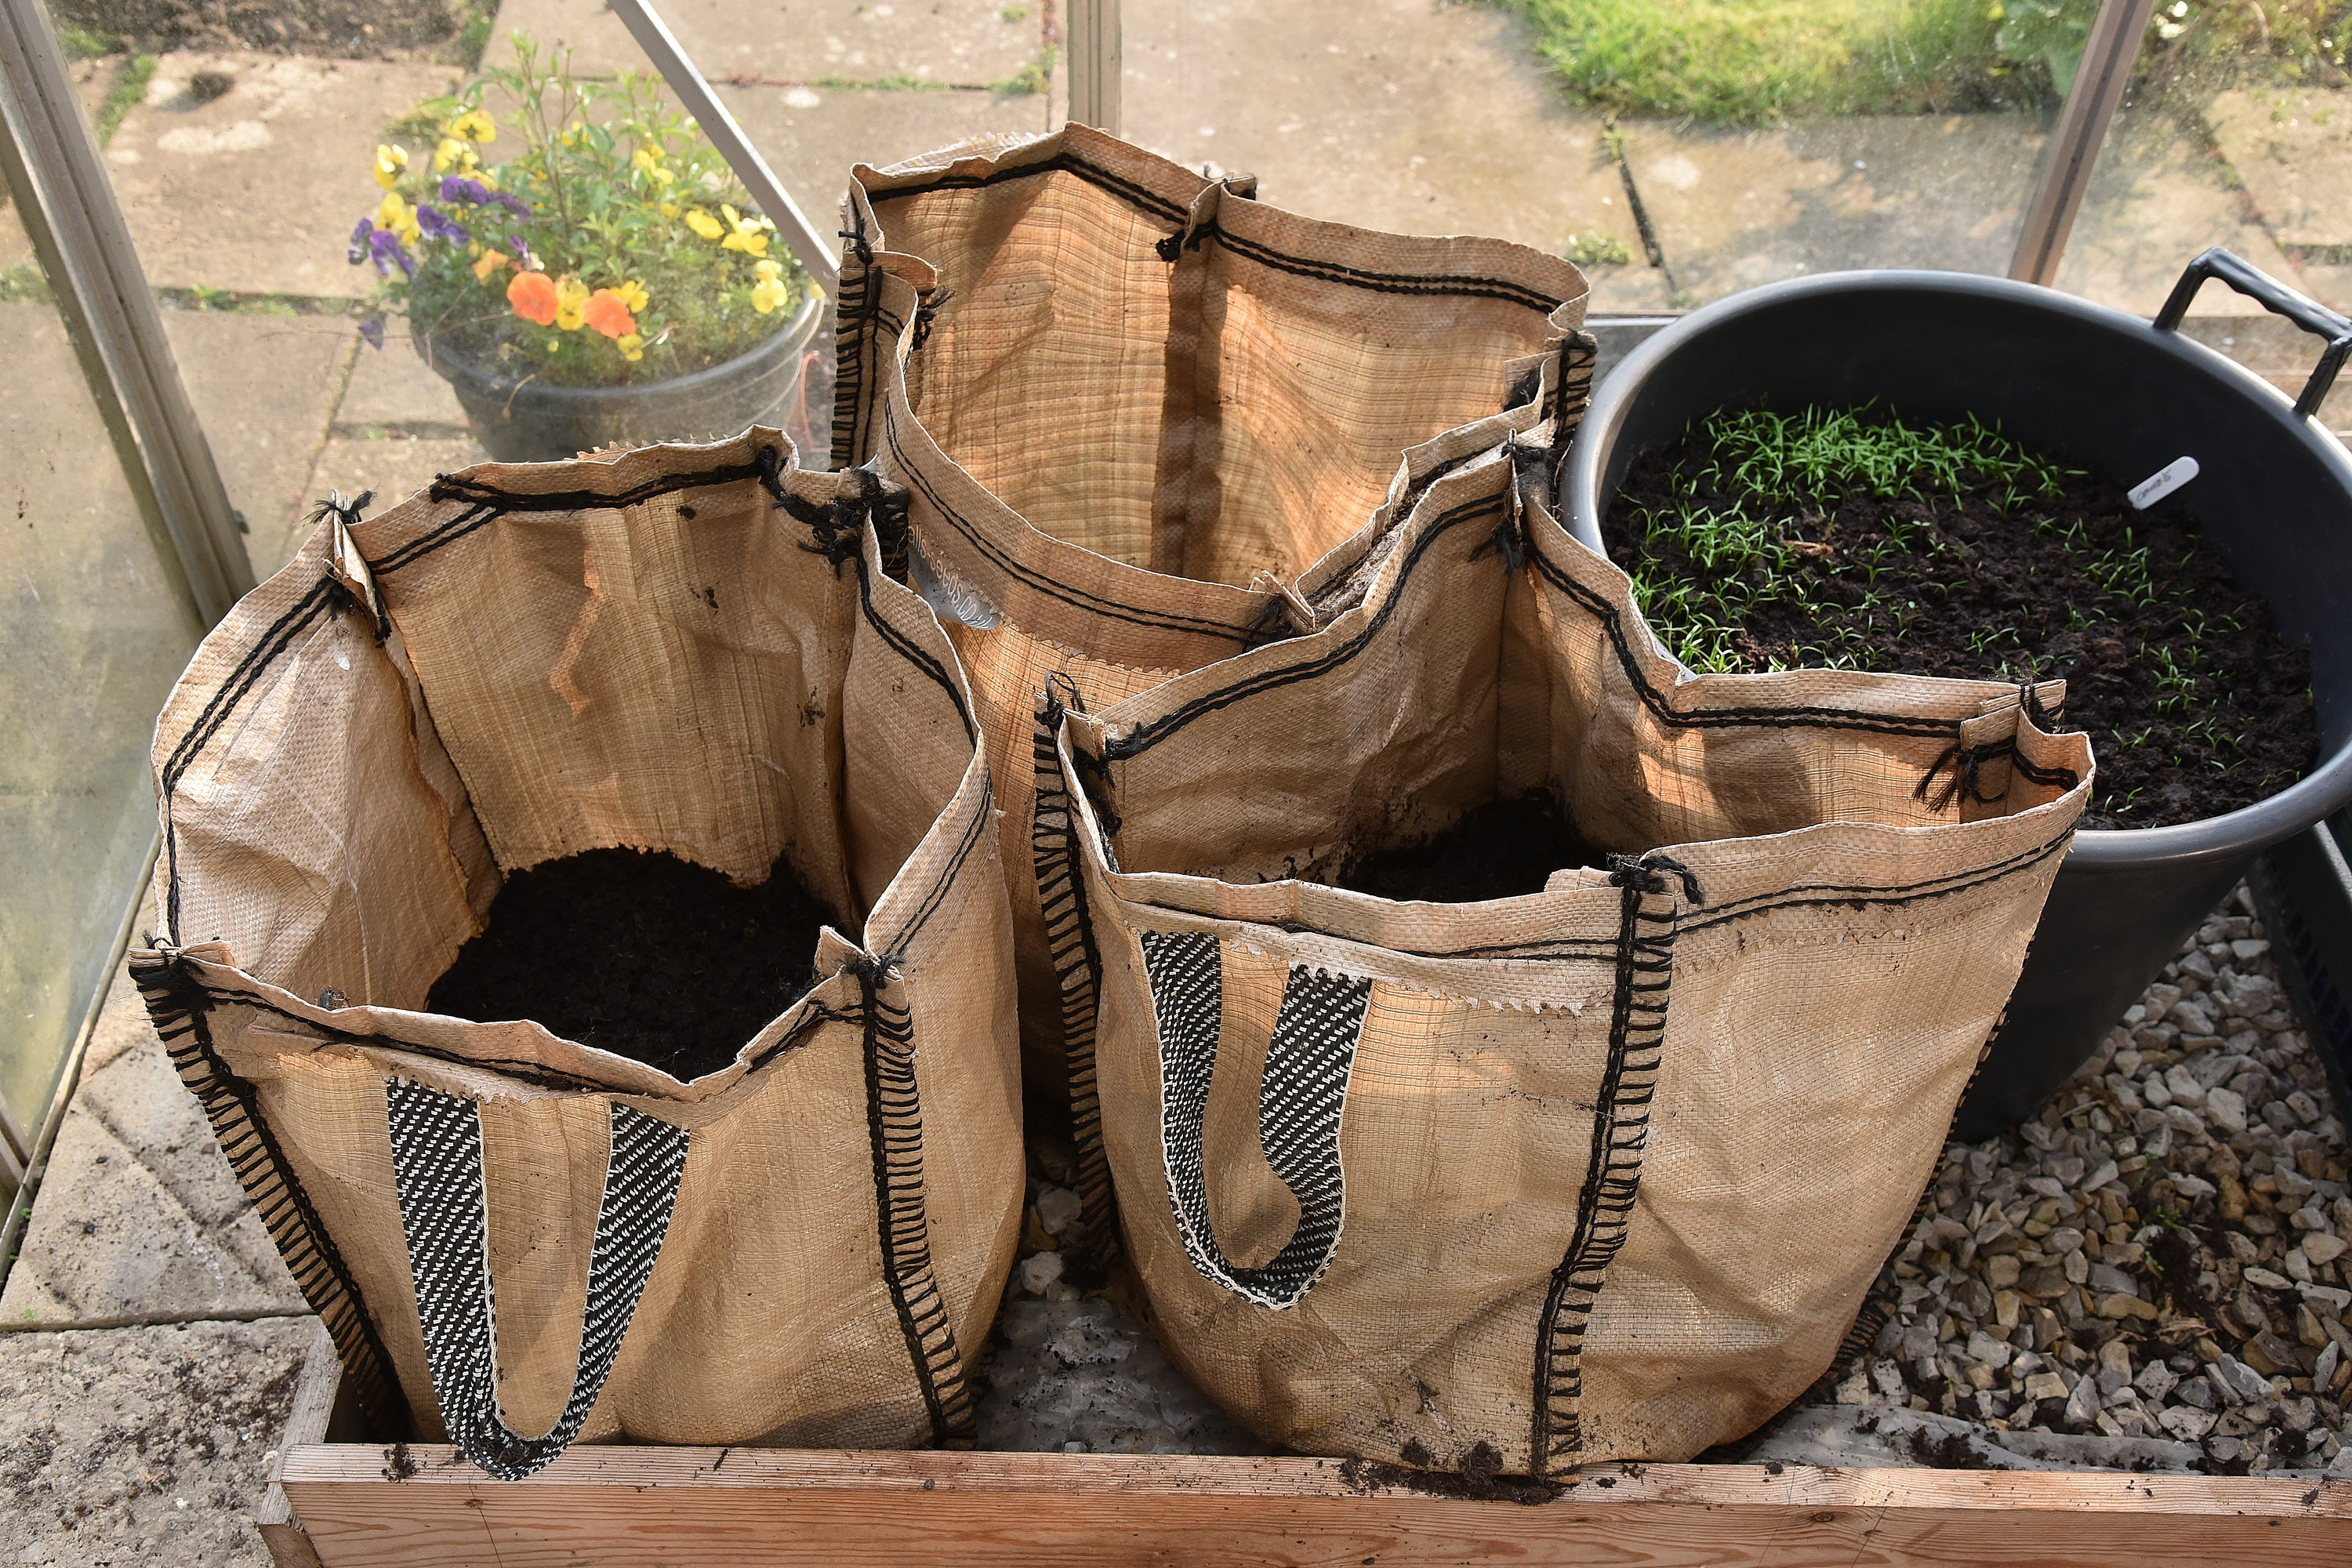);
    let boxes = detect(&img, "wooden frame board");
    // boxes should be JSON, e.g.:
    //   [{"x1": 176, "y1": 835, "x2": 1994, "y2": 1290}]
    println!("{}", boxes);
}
[{"x1": 263, "y1": 1389, "x2": 2352, "y2": 1568}]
